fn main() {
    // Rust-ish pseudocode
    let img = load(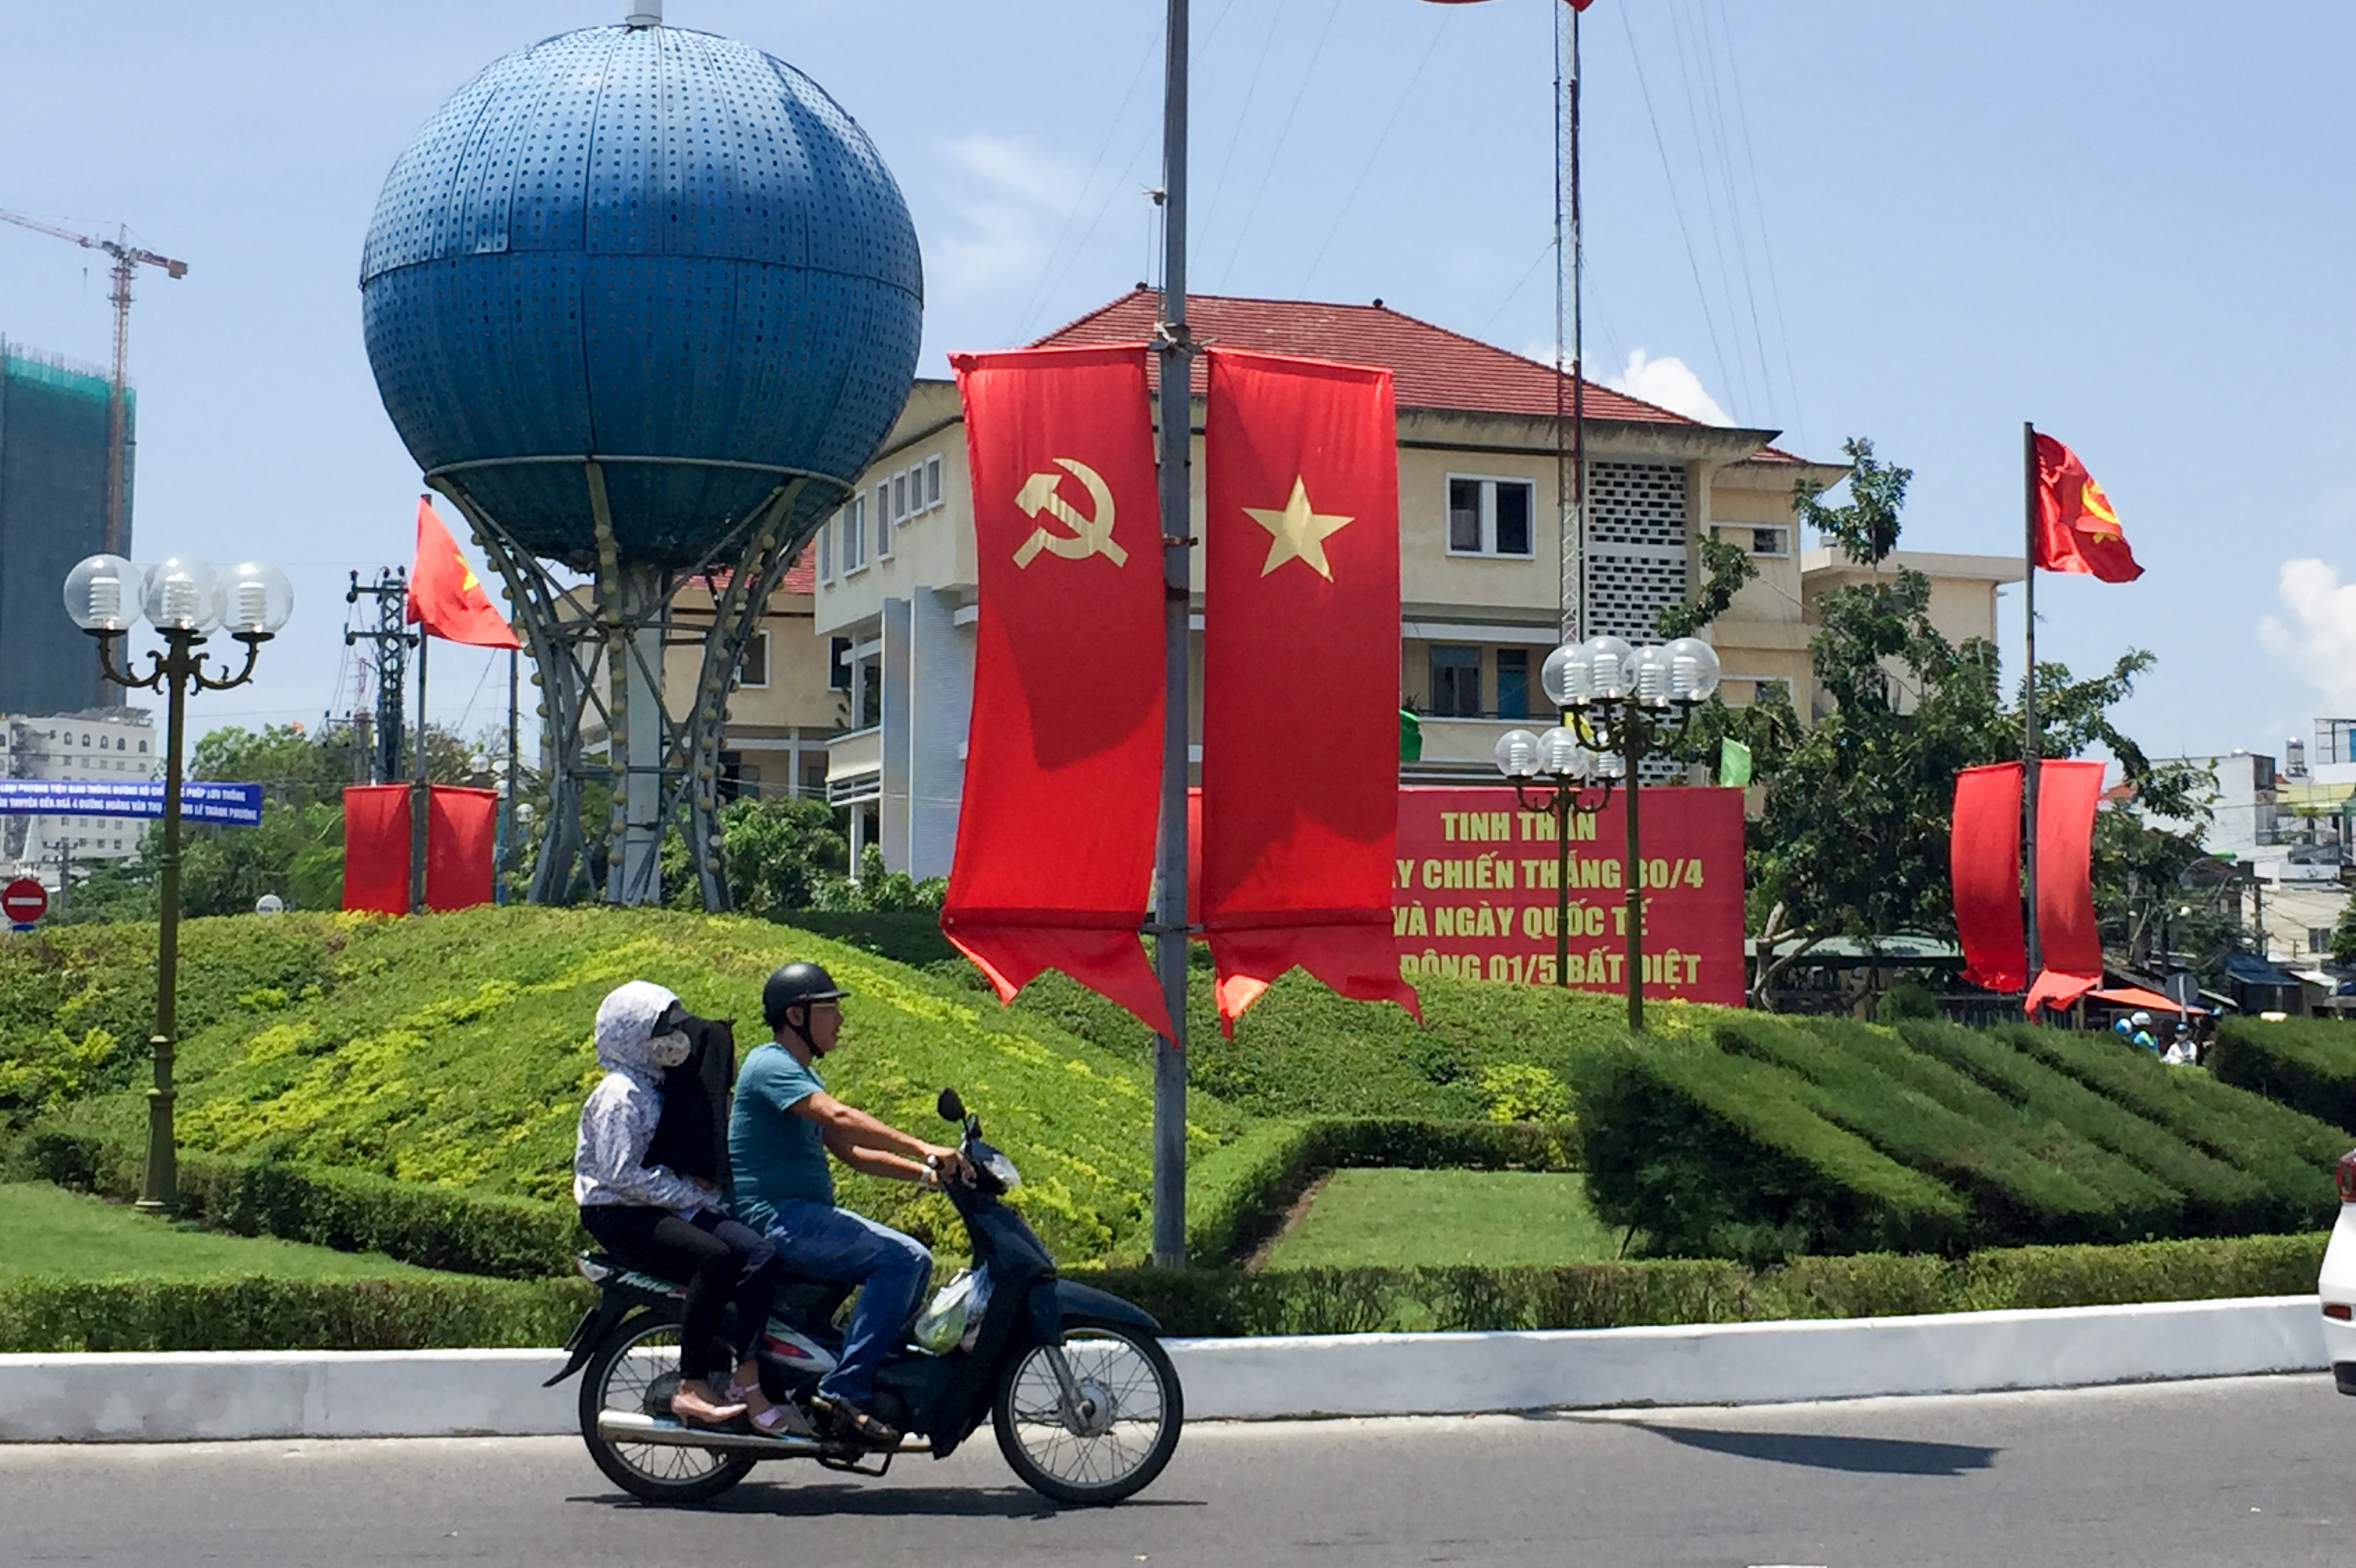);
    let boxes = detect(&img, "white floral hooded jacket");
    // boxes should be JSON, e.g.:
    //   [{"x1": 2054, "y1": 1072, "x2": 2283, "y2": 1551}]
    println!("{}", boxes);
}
[{"x1": 572, "y1": 980, "x2": 714, "y2": 1214}]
